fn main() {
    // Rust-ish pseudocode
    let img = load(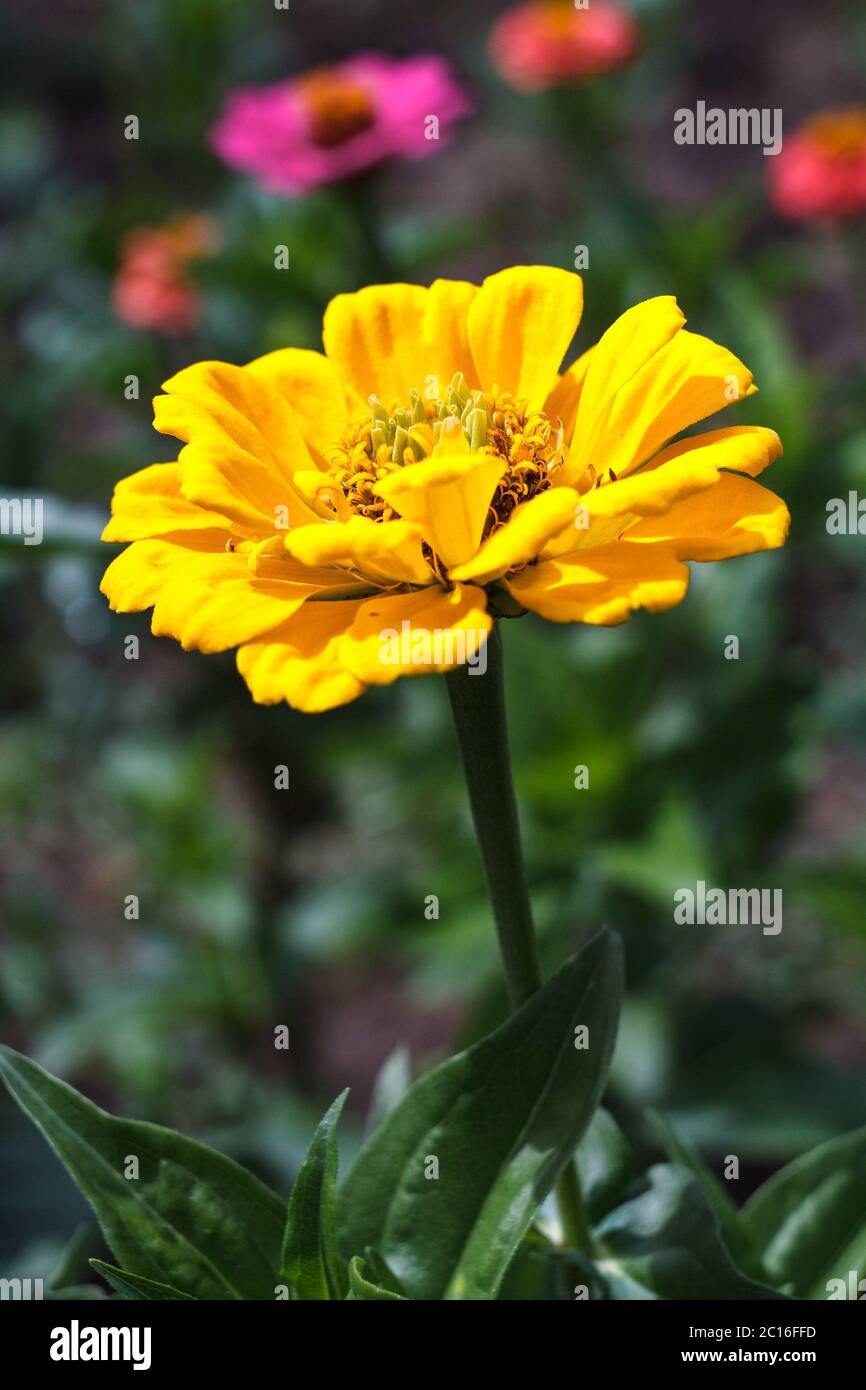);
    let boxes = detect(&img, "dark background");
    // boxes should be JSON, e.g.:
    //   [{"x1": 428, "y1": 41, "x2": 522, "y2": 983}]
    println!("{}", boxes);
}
[{"x1": 1, "y1": 0, "x2": 865, "y2": 1284}]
